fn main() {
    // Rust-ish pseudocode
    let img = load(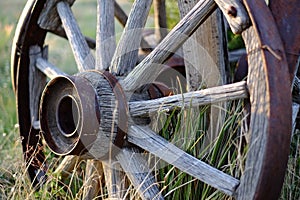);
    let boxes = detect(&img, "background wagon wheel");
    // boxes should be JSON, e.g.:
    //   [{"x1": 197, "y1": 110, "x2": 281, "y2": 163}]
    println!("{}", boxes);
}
[{"x1": 11, "y1": 0, "x2": 292, "y2": 199}]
